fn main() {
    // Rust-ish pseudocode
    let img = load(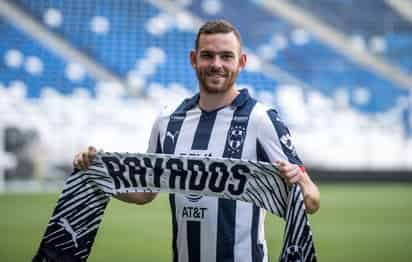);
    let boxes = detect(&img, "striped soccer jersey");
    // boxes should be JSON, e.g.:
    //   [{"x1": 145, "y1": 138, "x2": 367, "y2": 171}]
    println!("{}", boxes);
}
[{"x1": 147, "y1": 89, "x2": 303, "y2": 262}]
